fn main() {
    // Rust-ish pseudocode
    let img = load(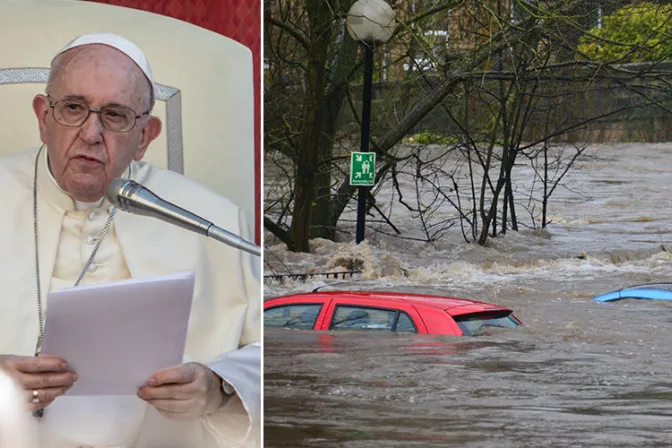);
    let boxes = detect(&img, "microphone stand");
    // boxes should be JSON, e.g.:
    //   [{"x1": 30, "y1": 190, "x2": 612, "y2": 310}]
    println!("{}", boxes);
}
[
  {"x1": 109, "y1": 180, "x2": 261, "y2": 257},
  {"x1": 137, "y1": 200, "x2": 261, "y2": 257},
  {"x1": 207, "y1": 225, "x2": 260, "y2": 257}
]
